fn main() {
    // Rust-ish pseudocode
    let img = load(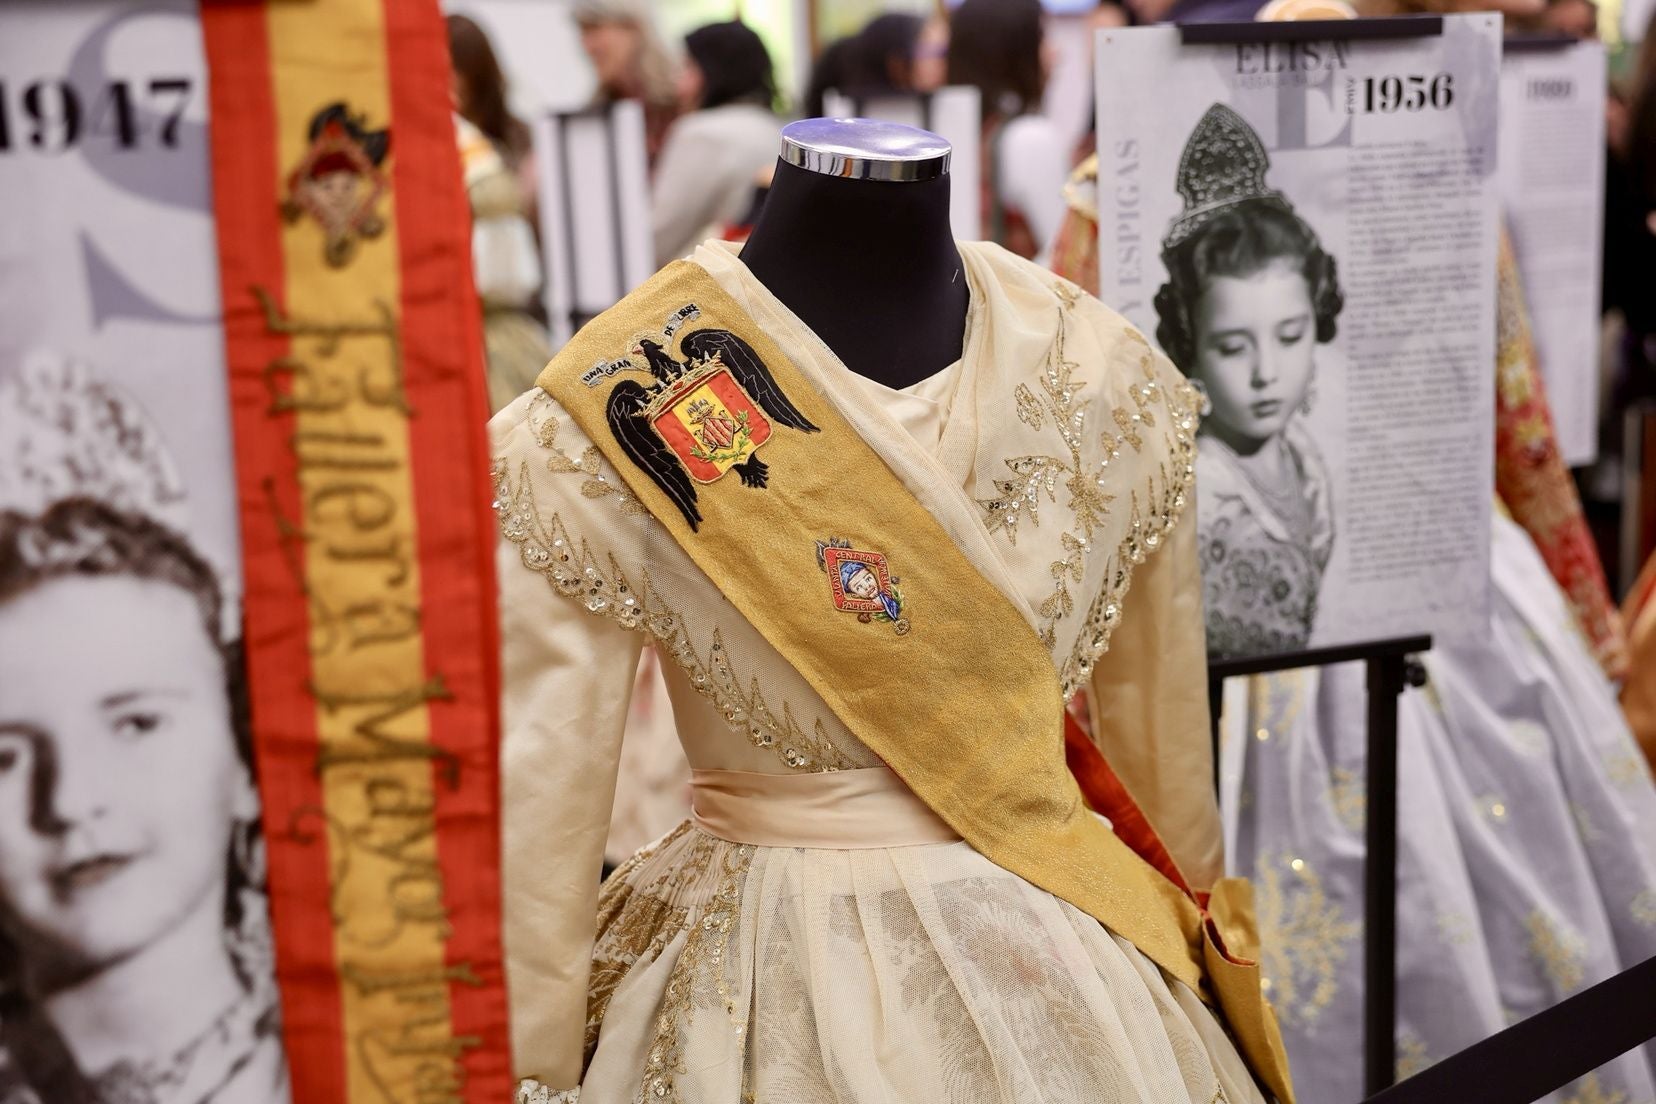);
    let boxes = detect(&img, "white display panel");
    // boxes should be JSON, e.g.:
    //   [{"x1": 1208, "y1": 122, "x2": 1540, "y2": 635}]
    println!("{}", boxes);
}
[
  {"x1": 0, "y1": 4, "x2": 291, "y2": 1099},
  {"x1": 1498, "y1": 39, "x2": 1607, "y2": 467},
  {"x1": 1094, "y1": 18, "x2": 1501, "y2": 657},
  {"x1": 536, "y1": 100, "x2": 653, "y2": 348}
]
